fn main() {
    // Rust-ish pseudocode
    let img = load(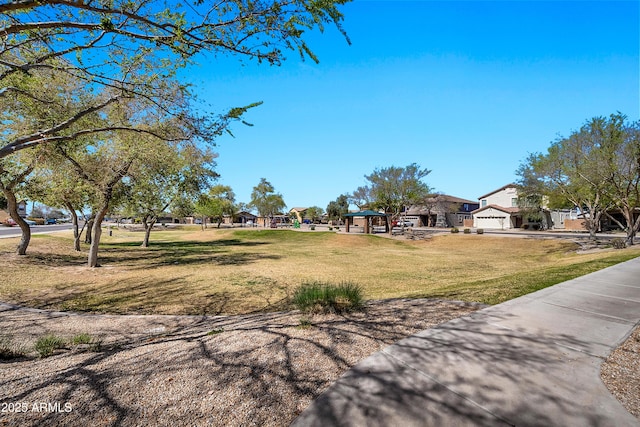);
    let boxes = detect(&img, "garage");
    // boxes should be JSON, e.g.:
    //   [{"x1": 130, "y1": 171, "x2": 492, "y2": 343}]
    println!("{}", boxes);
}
[{"x1": 472, "y1": 206, "x2": 514, "y2": 230}]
